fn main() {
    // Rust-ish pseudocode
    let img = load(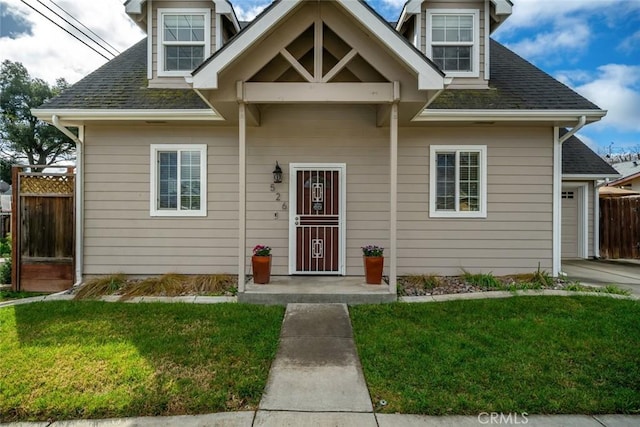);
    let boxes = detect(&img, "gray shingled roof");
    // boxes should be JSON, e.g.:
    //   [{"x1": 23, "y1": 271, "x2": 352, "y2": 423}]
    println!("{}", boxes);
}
[
  {"x1": 562, "y1": 130, "x2": 618, "y2": 176},
  {"x1": 42, "y1": 37, "x2": 600, "y2": 113},
  {"x1": 42, "y1": 39, "x2": 208, "y2": 110},
  {"x1": 429, "y1": 40, "x2": 600, "y2": 110}
]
